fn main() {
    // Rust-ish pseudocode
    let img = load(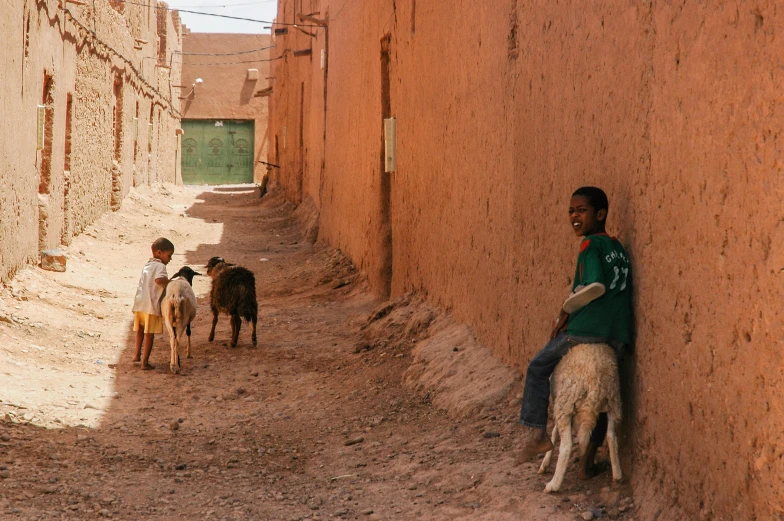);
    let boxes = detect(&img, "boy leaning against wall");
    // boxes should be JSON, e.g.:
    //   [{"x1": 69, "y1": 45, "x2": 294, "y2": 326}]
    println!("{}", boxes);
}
[{"x1": 517, "y1": 186, "x2": 633, "y2": 478}]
